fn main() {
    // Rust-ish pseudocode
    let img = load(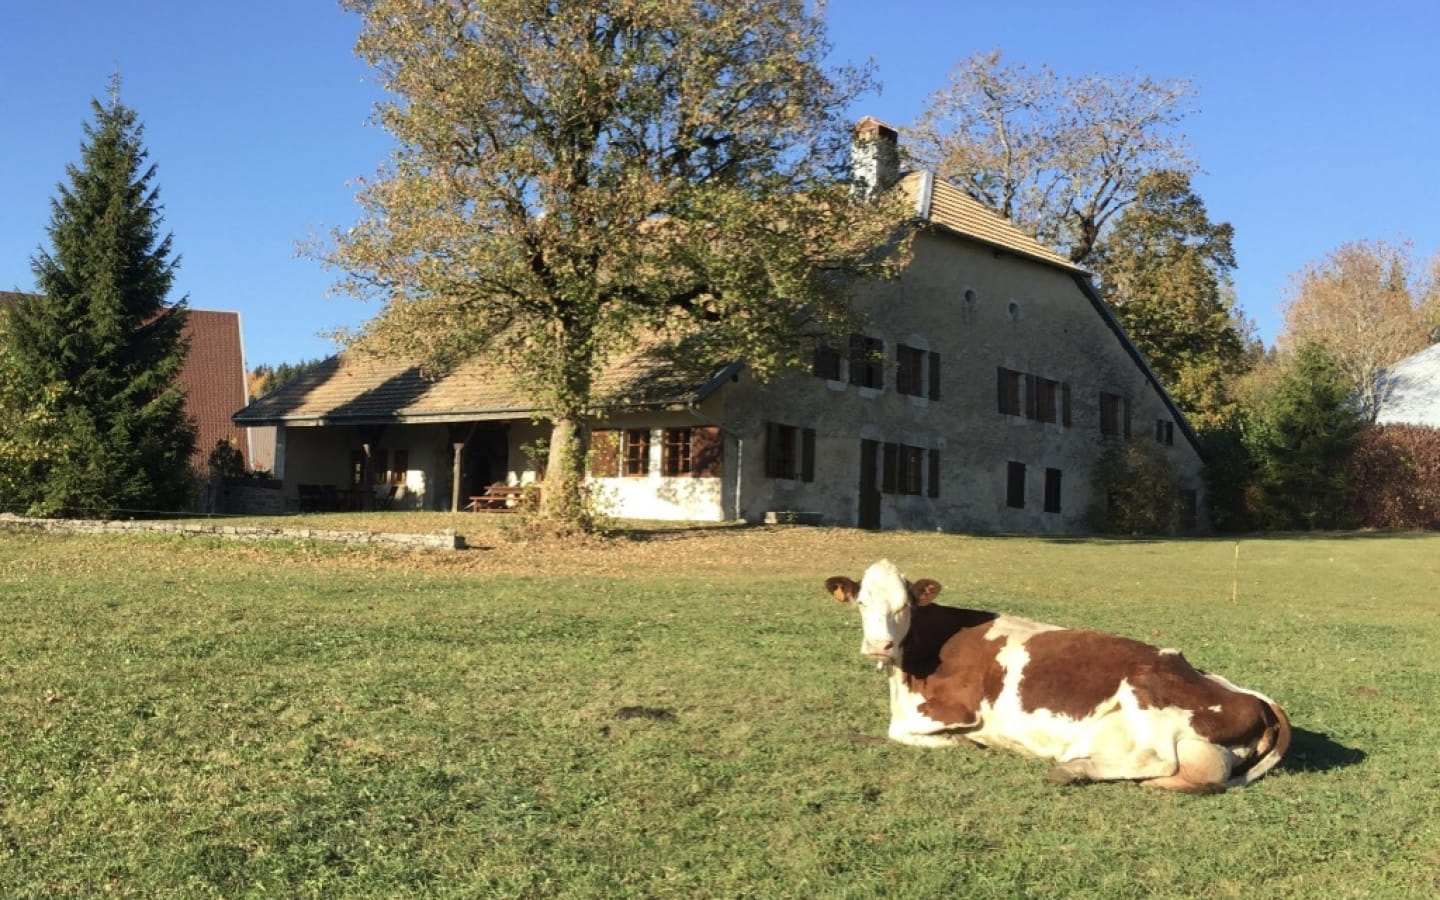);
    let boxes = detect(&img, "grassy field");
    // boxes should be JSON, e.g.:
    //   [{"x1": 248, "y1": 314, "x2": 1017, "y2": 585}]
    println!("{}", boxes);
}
[{"x1": 1, "y1": 519, "x2": 1438, "y2": 898}]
